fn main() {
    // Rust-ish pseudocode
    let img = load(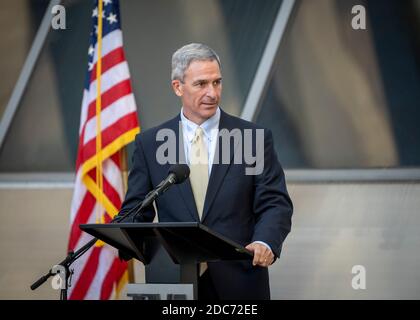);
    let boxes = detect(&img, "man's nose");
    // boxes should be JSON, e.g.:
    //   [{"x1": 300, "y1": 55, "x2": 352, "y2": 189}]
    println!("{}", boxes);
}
[{"x1": 206, "y1": 84, "x2": 217, "y2": 99}]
